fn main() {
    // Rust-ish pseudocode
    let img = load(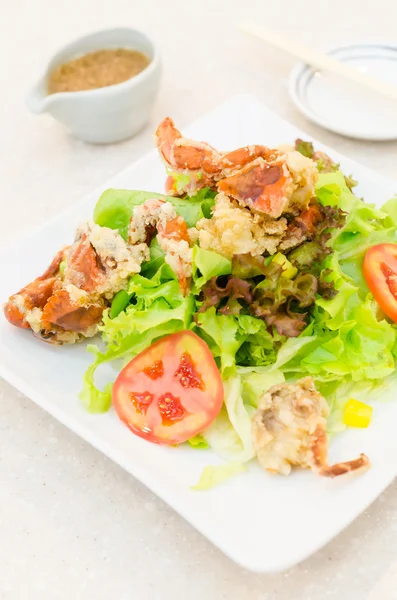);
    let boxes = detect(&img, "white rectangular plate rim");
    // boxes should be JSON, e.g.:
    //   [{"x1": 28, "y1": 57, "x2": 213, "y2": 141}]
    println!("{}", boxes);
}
[{"x1": 1, "y1": 94, "x2": 397, "y2": 573}]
